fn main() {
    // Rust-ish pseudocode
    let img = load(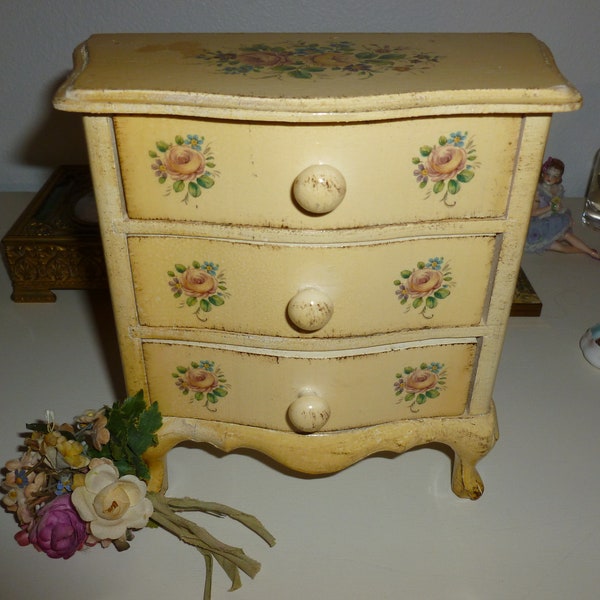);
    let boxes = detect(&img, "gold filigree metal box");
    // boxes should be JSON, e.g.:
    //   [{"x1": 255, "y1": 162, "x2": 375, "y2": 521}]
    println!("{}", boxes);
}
[
  {"x1": 54, "y1": 33, "x2": 580, "y2": 496},
  {"x1": 2, "y1": 165, "x2": 106, "y2": 302}
]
